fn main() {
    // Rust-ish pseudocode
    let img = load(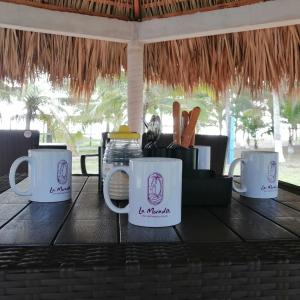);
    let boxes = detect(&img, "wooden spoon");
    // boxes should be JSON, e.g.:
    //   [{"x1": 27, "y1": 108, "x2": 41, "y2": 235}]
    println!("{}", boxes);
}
[
  {"x1": 188, "y1": 110, "x2": 196, "y2": 147},
  {"x1": 172, "y1": 101, "x2": 181, "y2": 145},
  {"x1": 181, "y1": 110, "x2": 189, "y2": 144},
  {"x1": 181, "y1": 107, "x2": 201, "y2": 148}
]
